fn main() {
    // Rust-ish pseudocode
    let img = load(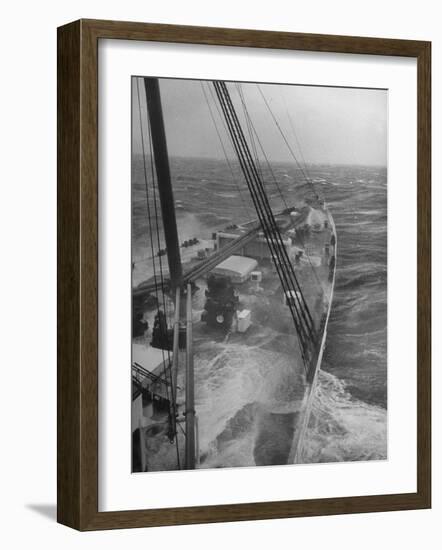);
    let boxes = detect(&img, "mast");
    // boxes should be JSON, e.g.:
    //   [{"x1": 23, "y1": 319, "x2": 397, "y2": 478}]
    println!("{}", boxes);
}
[
  {"x1": 143, "y1": 78, "x2": 183, "y2": 290},
  {"x1": 185, "y1": 283, "x2": 196, "y2": 469},
  {"x1": 143, "y1": 78, "x2": 195, "y2": 469}
]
